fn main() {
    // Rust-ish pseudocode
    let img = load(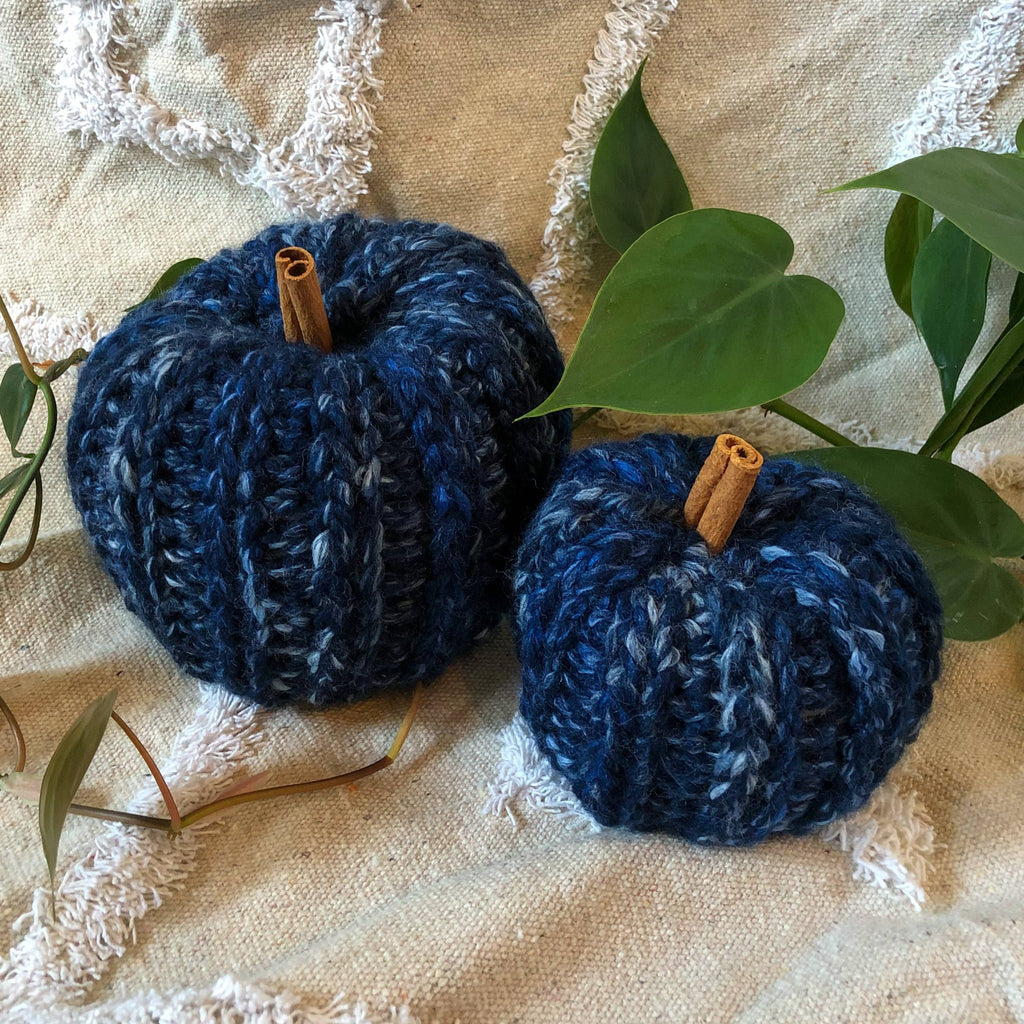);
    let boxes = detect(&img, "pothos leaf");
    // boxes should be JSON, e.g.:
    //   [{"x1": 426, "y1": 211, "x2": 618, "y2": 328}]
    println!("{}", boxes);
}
[
  {"x1": 833, "y1": 148, "x2": 1024, "y2": 272},
  {"x1": 589, "y1": 58, "x2": 692, "y2": 253},
  {"x1": 125, "y1": 258, "x2": 203, "y2": 312},
  {"x1": 910, "y1": 218, "x2": 992, "y2": 409},
  {"x1": 0, "y1": 462, "x2": 31, "y2": 499},
  {"x1": 38, "y1": 689, "x2": 118, "y2": 887},
  {"x1": 0, "y1": 364, "x2": 38, "y2": 453},
  {"x1": 884, "y1": 193, "x2": 933, "y2": 319},
  {"x1": 524, "y1": 208, "x2": 844, "y2": 418},
  {"x1": 789, "y1": 446, "x2": 1024, "y2": 641}
]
